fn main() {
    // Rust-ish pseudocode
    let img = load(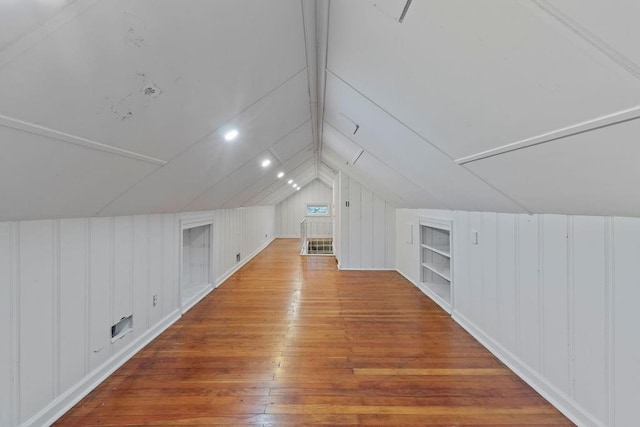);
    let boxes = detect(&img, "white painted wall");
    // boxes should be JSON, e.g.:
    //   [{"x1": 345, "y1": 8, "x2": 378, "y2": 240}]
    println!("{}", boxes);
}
[
  {"x1": 337, "y1": 172, "x2": 395, "y2": 270},
  {"x1": 0, "y1": 205, "x2": 275, "y2": 427},
  {"x1": 276, "y1": 179, "x2": 332, "y2": 237},
  {"x1": 396, "y1": 208, "x2": 640, "y2": 427}
]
